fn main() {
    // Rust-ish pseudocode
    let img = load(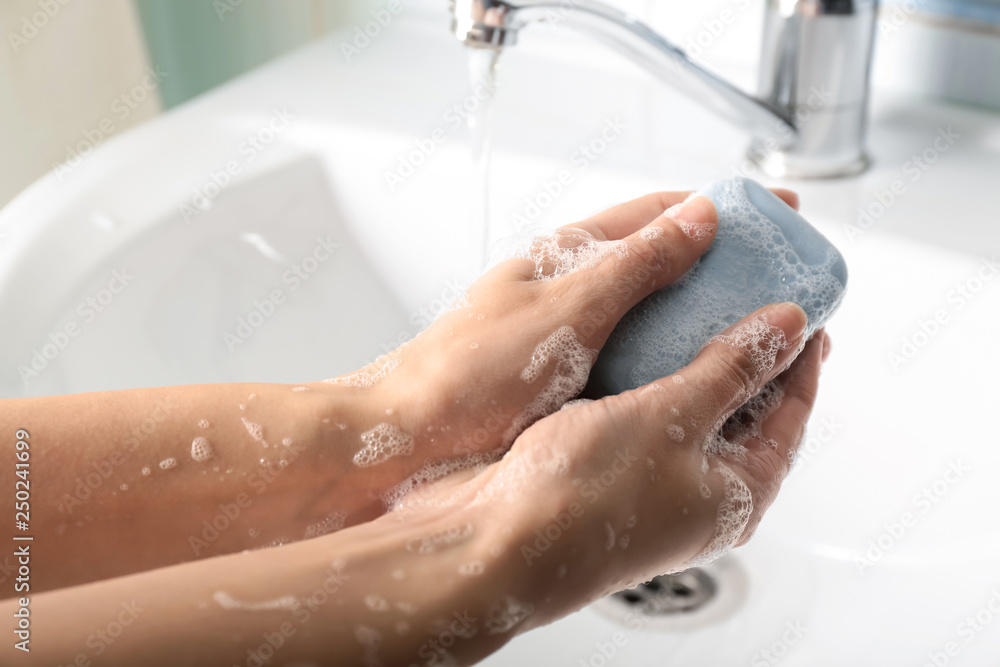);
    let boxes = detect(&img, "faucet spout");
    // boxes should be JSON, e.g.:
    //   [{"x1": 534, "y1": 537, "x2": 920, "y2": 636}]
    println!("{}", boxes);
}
[{"x1": 450, "y1": 0, "x2": 878, "y2": 179}]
